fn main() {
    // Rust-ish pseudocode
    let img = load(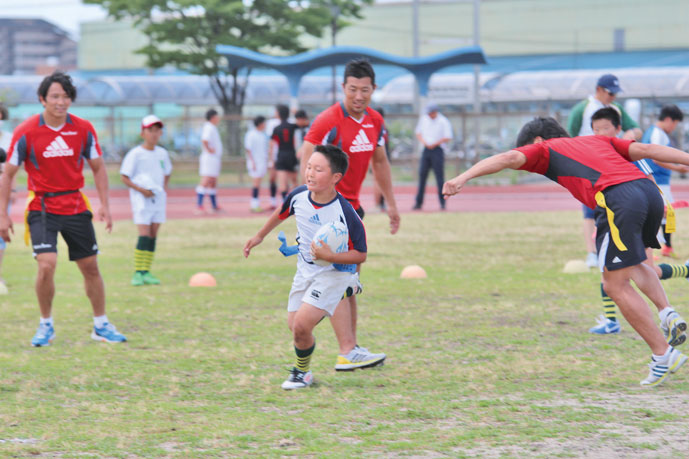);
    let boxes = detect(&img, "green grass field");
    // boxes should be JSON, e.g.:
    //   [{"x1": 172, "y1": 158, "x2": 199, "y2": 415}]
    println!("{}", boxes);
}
[{"x1": 2, "y1": 210, "x2": 689, "y2": 457}]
